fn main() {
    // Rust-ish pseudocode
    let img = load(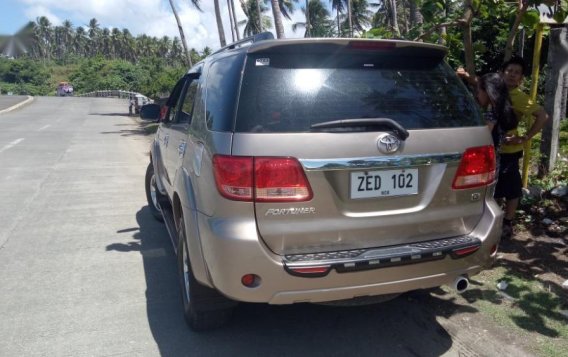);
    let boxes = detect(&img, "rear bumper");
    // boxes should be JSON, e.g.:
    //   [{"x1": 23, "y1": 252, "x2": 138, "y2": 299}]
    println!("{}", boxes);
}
[
  {"x1": 192, "y1": 199, "x2": 502, "y2": 304},
  {"x1": 269, "y1": 266, "x2": 483, "y2": 304}
]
